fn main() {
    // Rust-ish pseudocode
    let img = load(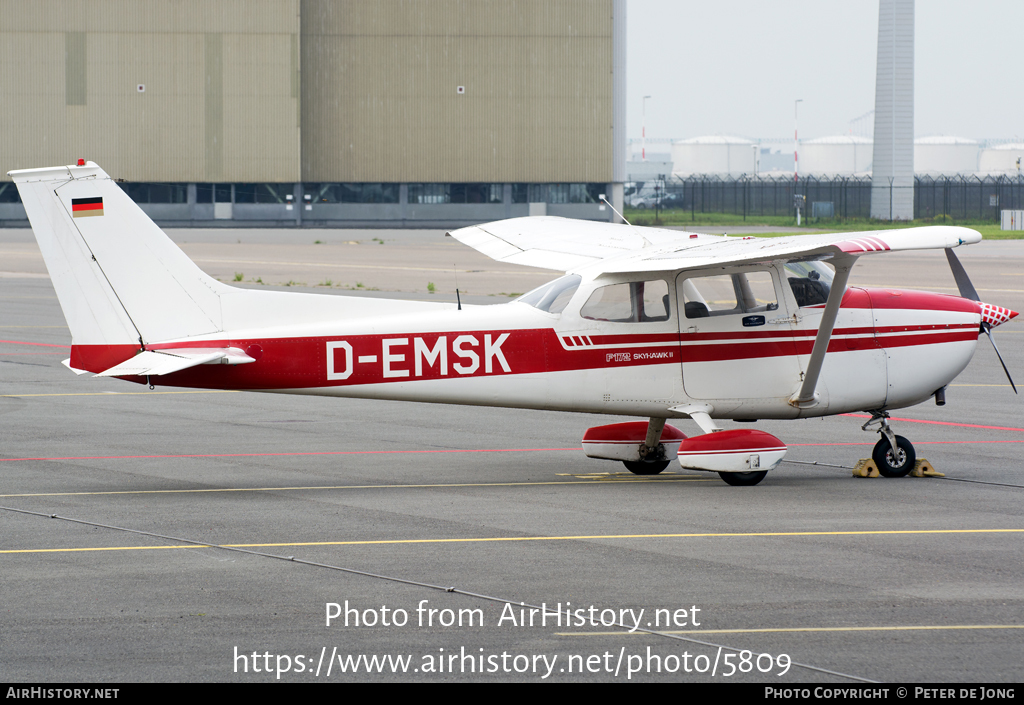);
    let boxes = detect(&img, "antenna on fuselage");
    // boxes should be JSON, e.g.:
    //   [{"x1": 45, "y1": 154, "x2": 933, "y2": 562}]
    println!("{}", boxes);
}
[{"x1": 454, "y1": 263, "x2": 462, "y2": 311}]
